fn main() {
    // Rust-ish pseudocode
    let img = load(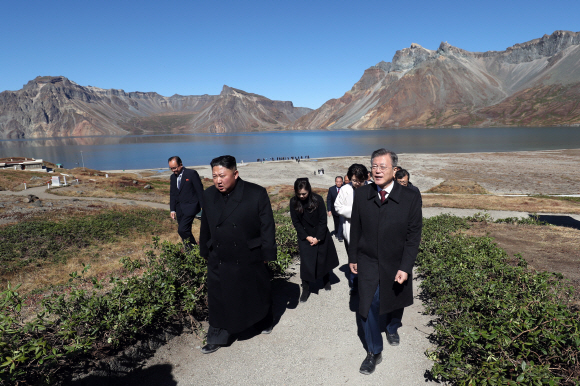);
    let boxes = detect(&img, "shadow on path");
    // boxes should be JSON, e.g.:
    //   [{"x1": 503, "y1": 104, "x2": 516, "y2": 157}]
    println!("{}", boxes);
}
[
  {"x1": 535, "y1": 214, "x2": 580, "y2": 230},
  {"x1": 66, "y1": 364, "x2": 177, "y2": 386}
]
